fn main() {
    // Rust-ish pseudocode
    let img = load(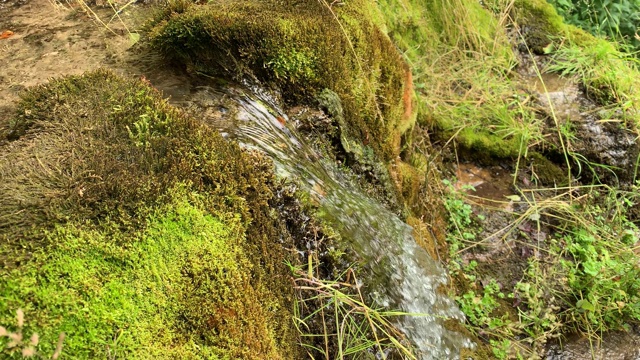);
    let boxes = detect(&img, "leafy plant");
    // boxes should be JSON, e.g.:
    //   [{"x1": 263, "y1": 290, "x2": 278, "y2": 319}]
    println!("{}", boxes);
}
[
  {"x1": 548, "y1": 0, "x2": 640, "y2": 50},
  {"x1": 457, "y1": 279, "x2": 508, "y2": 329}
]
